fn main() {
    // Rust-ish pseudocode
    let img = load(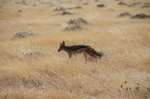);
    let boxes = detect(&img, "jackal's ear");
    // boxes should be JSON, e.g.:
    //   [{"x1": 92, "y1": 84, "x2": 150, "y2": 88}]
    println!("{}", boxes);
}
[{"x1": 62, "y1": 41, "x2": 65, "y2": 45}]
